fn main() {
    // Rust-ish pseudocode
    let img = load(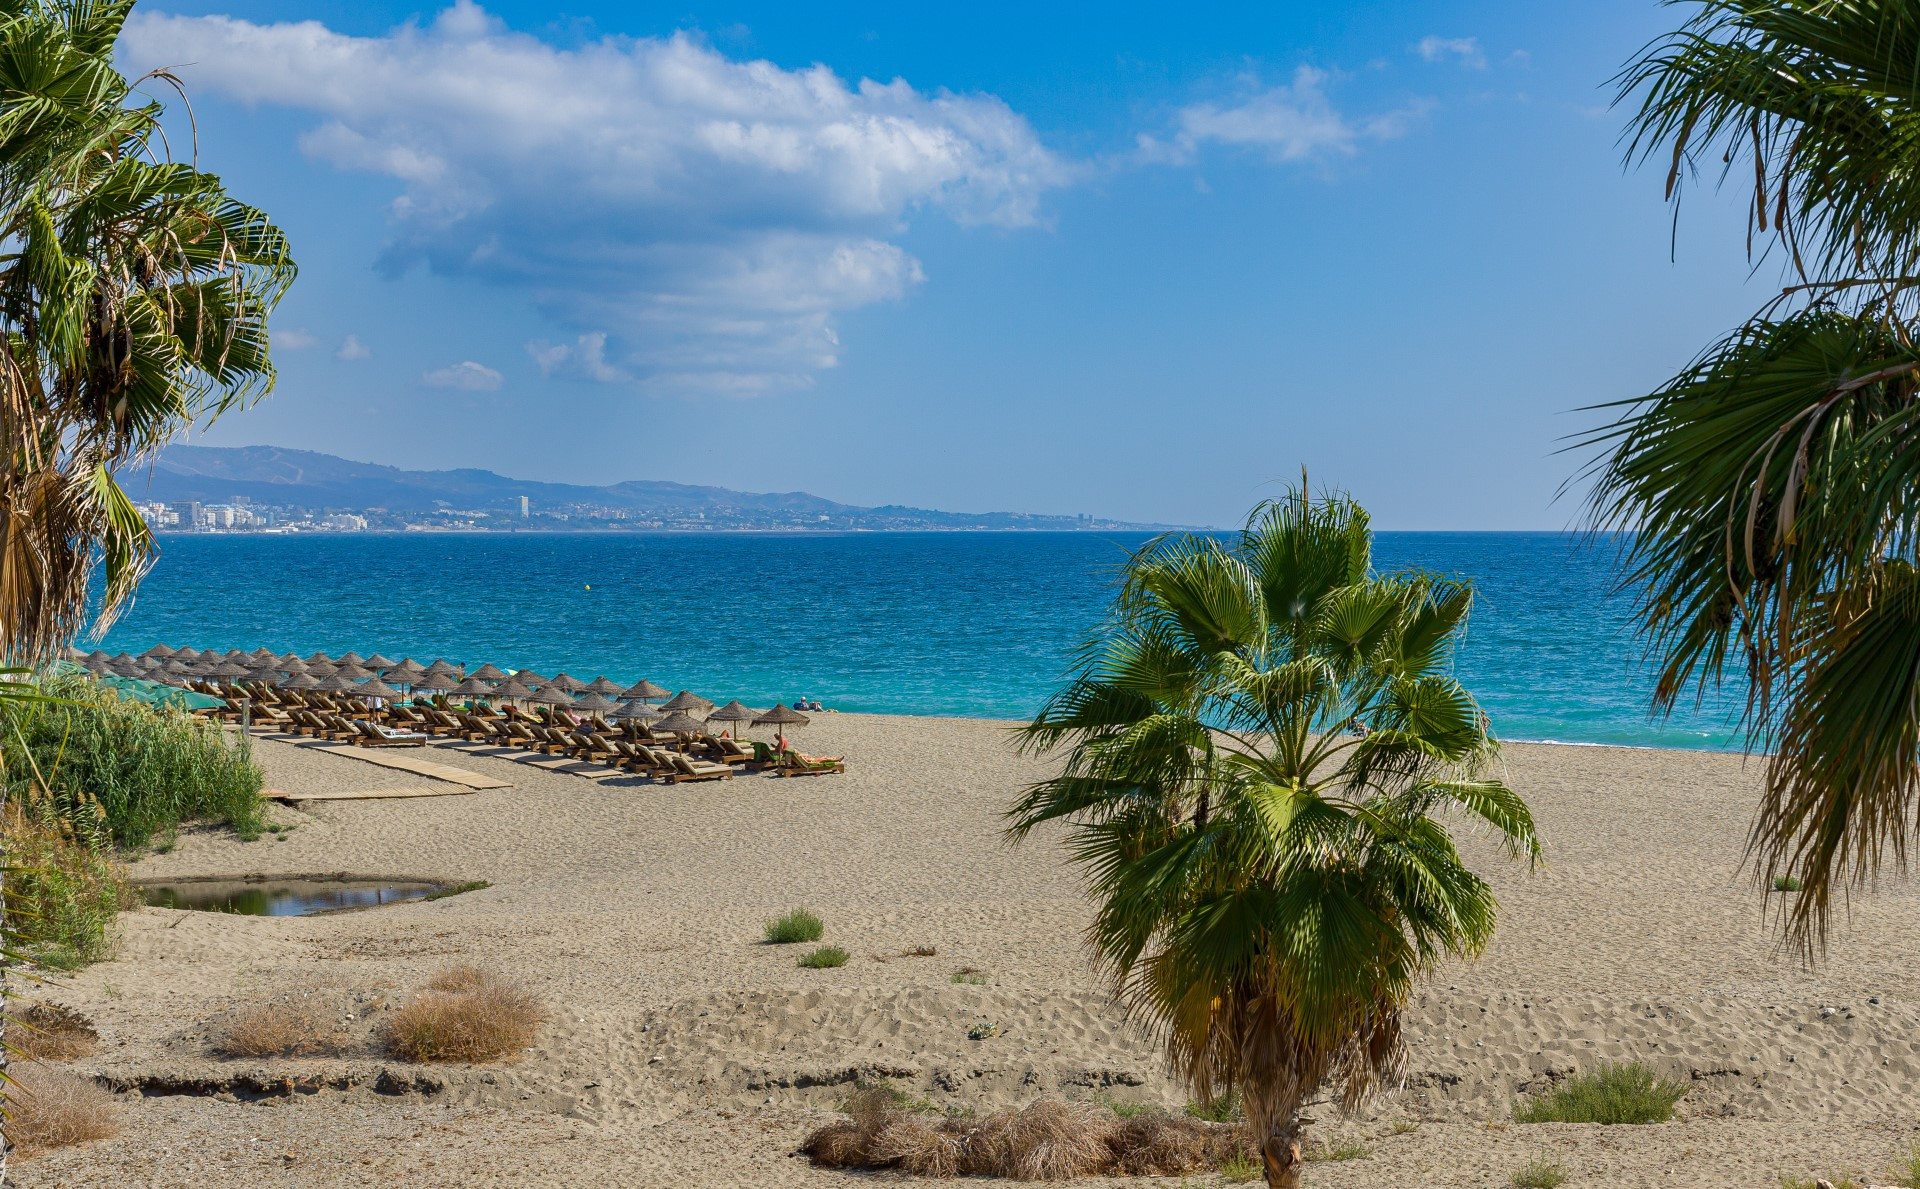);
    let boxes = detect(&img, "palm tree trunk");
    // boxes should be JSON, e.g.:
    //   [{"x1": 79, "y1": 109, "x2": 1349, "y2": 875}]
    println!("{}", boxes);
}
[
  {"x1": 1244, "y1": 1080, "x2": 1304, "y2": 1189},
  {"x1": 1259, "y1": 1117, "x2": 1302, "y2": 1189}
]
